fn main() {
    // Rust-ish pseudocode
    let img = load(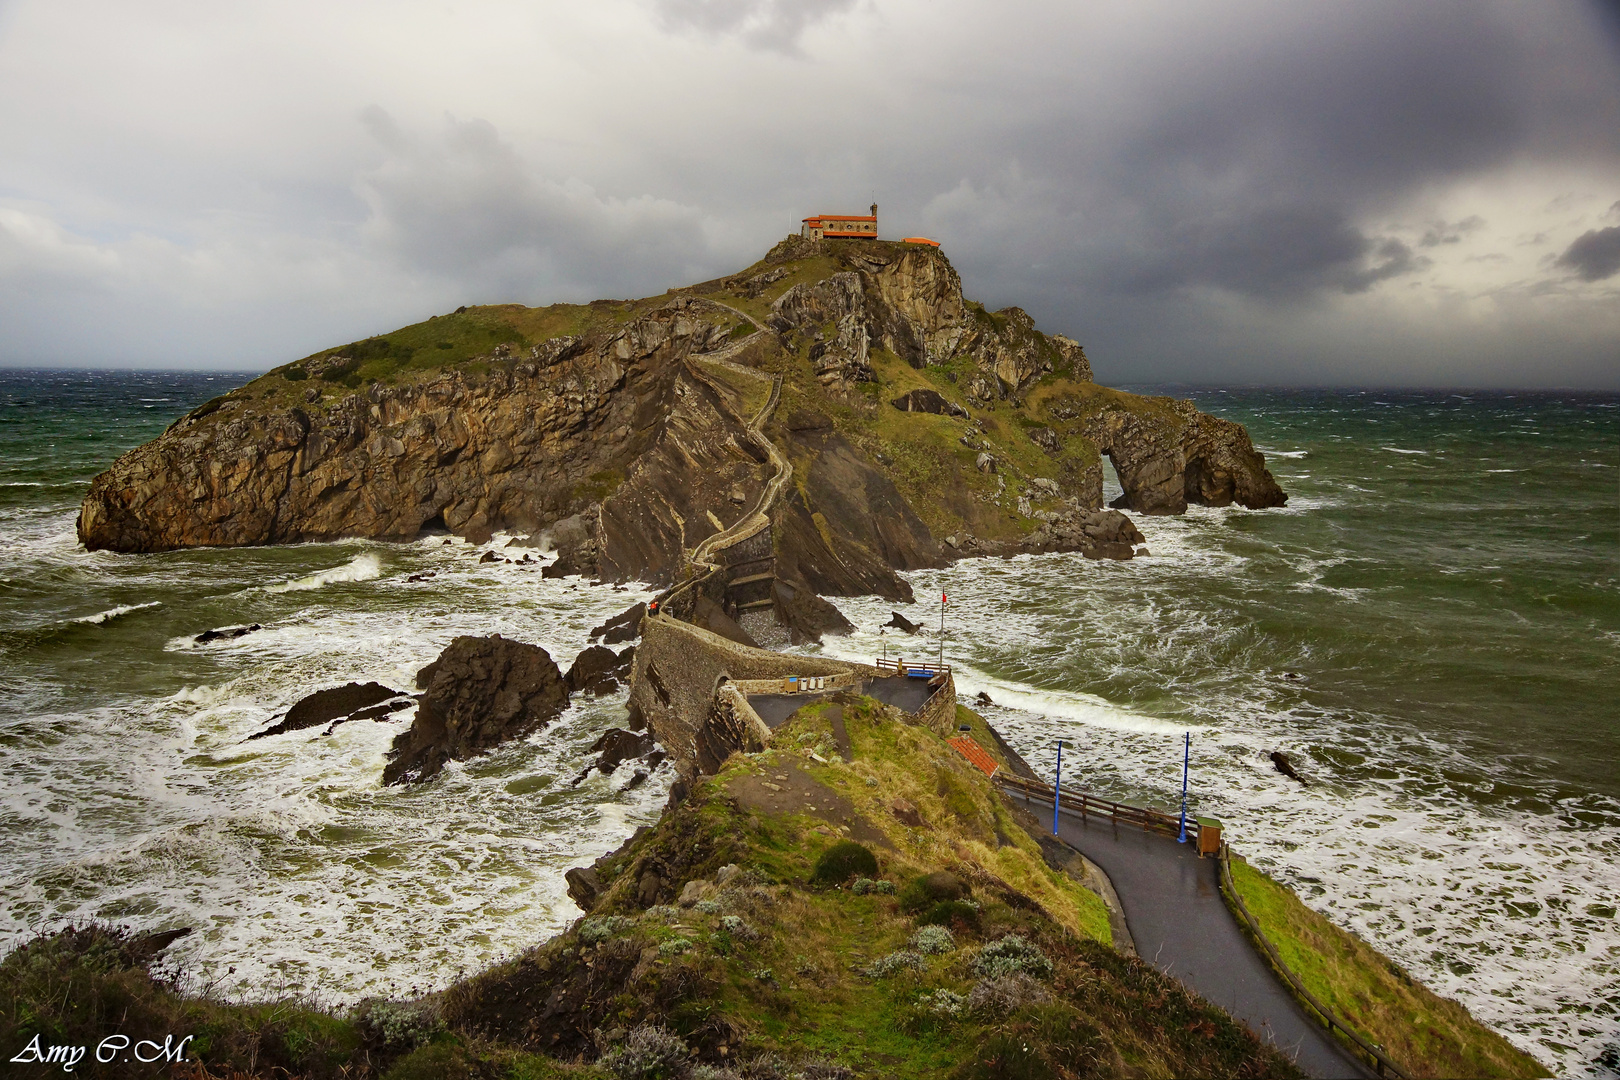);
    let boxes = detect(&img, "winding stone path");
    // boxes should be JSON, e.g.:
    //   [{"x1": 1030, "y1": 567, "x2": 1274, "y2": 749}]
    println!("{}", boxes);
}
[{"x1": 1000, "y1": 786, "x2": 1372, "y2": 1079}]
